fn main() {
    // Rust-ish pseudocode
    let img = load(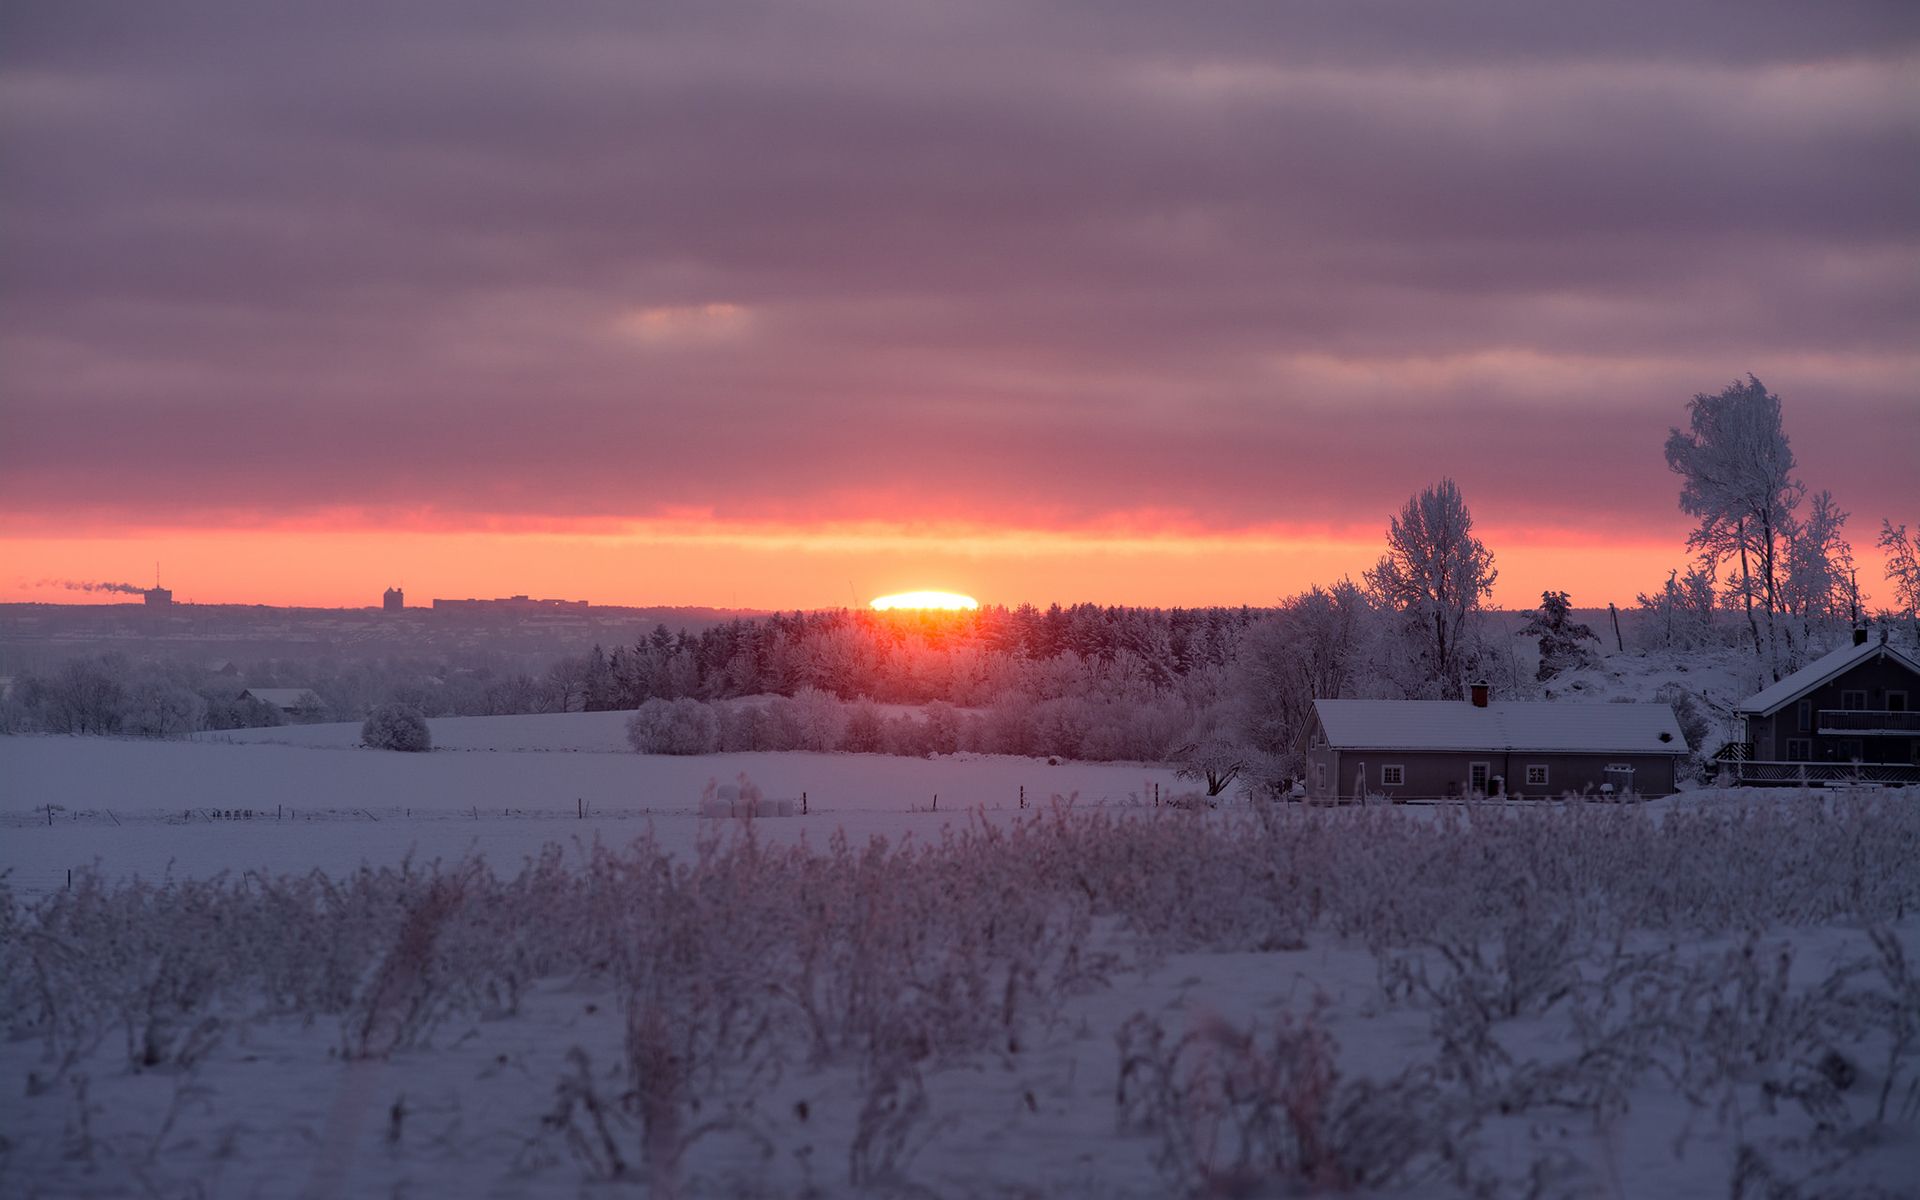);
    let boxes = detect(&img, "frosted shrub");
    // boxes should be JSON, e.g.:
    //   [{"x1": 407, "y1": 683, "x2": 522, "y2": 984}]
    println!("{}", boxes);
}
[
  {"x1": 361, "y1": 703, "x2": 431, "y2": 752},
  {"x1": 626, "y1": 697, "x2": 718, "y2": 754},
  {"x1": 1116, "y1": 1007, "x2": 1456, "y2": 1196},
  {"x1": 9, "y1": 790, "x2": 1920, "y2": 1194}
]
